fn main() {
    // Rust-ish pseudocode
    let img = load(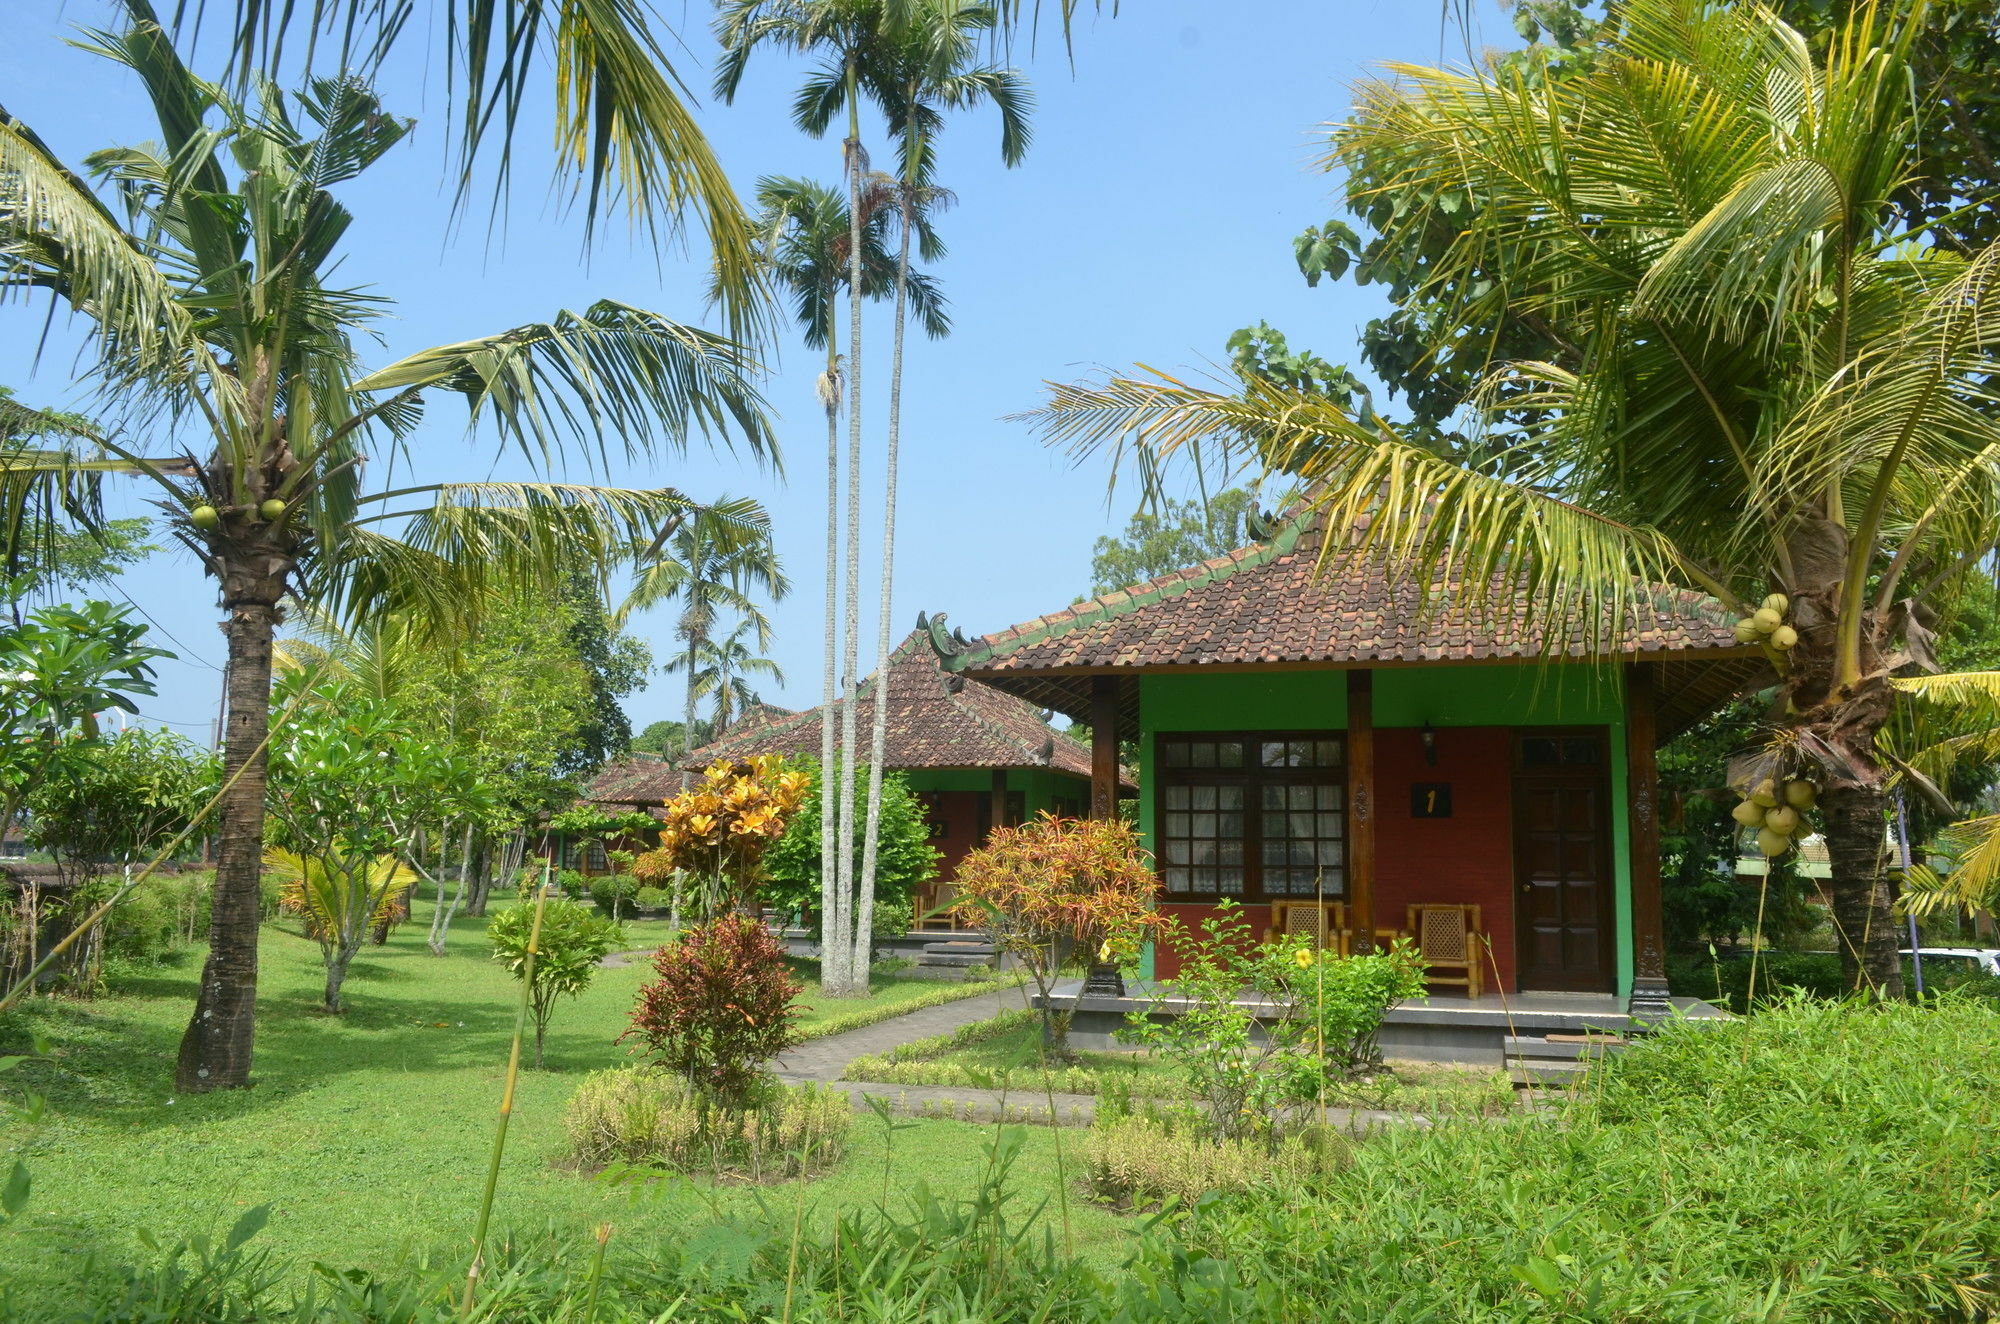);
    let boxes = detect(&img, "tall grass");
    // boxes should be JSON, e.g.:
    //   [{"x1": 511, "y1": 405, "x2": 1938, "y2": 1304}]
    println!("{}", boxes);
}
[{"x1": 22, "y1": 996, "x2": 2000, "y2": 1322}]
